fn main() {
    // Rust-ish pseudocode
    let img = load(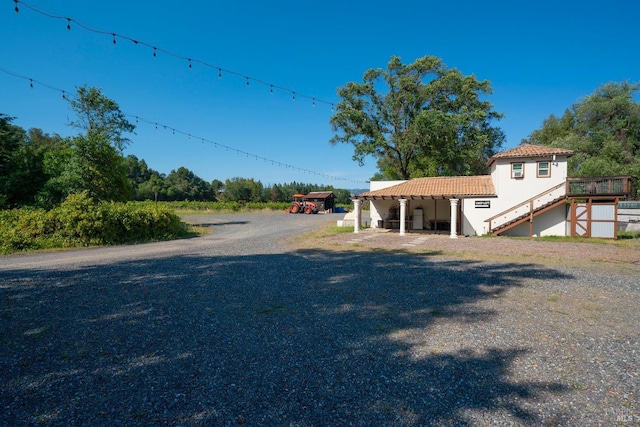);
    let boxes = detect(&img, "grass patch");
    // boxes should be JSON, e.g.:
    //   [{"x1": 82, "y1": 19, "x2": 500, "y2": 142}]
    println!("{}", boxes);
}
[
  {"x1": 183, "y1": 224, "x2": 212, "y2": 237},
  {"x1": 618, "y1": 230, "x2": 640, "y2": 240}
]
